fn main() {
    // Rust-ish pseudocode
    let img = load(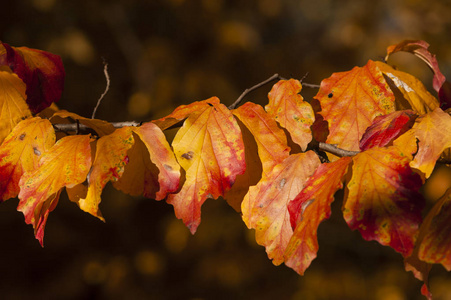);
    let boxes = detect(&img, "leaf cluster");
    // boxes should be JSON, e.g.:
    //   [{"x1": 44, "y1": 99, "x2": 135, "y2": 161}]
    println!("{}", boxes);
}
[{"x1": 0, "y1": 40, "x2": 450, "y2": 299}]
